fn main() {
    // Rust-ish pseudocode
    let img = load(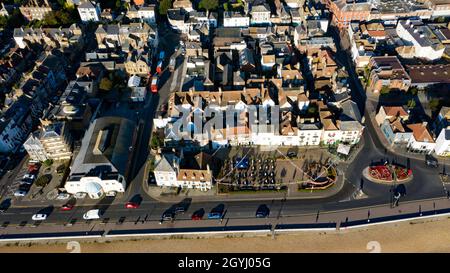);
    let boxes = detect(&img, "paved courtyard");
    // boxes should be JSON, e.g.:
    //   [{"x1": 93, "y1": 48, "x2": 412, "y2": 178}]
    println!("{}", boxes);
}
[{"x1": 215, "y1": 146, "x2": 339, "y2": 192}]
